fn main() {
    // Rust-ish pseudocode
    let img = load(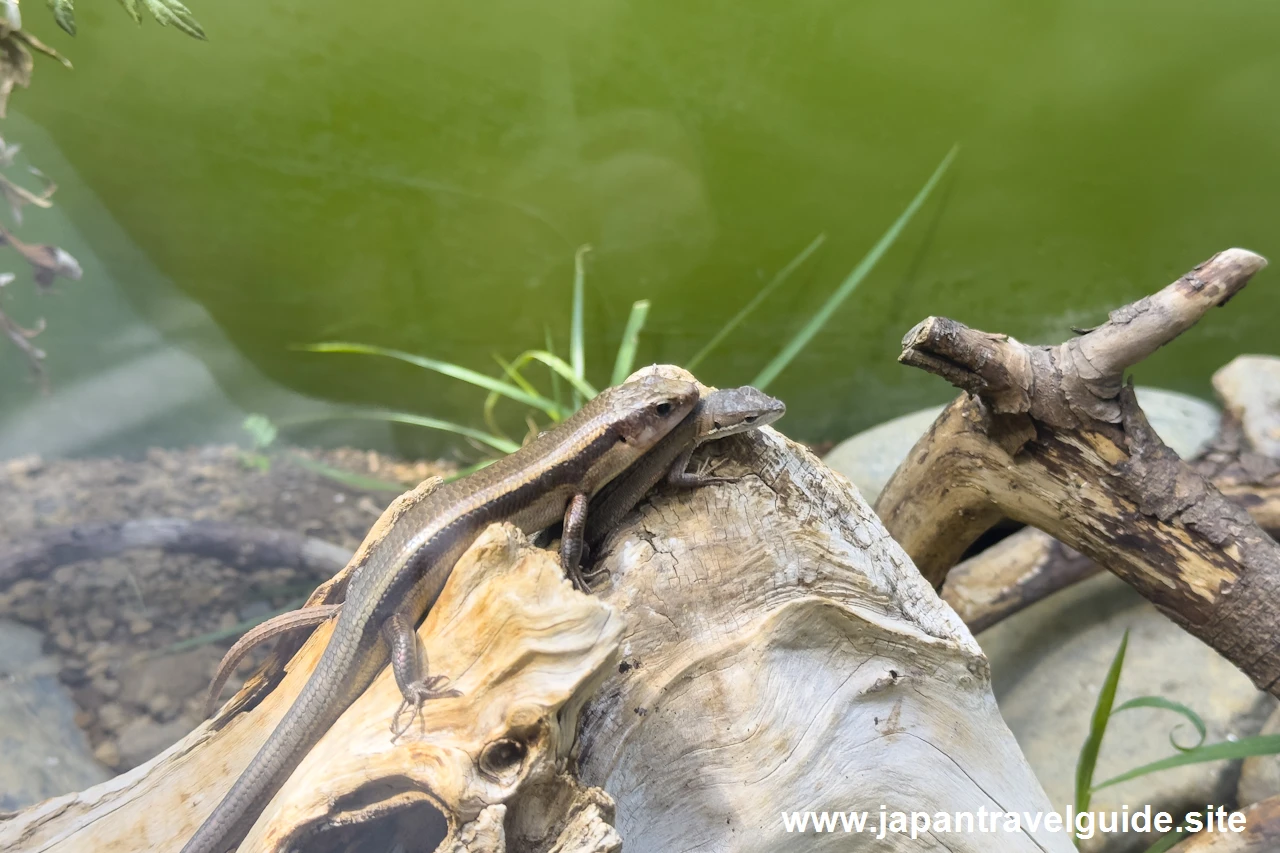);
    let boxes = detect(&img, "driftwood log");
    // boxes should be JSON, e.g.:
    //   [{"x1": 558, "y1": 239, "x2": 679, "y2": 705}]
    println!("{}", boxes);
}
[
  {"x1": 0, "y1": 380, "x2": 1073, "y2": 852},
  {"x1": 942, "y1": 353, "x2": 1280, "y2": 633}
]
